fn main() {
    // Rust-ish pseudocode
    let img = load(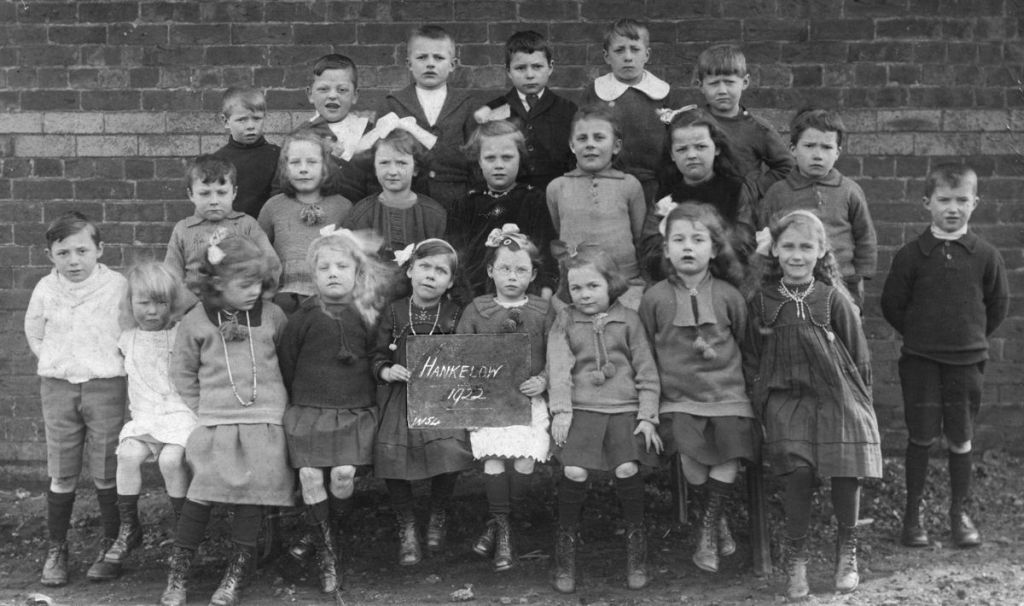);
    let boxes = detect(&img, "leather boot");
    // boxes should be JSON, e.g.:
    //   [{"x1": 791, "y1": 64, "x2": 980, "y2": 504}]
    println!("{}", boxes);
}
[
  {"x1": 551, "y1": 525, "x2": 577, "y2": 594},
  {"x1": 950, "y1": 507, "x2": 982, "y2": 548},
  {"x1": 40, "y1": 540, "x2": 69, "y2": 587},
  {"x1": 314, "y1": 520, "x2": 341, "y2": 593},
  {"x1": 396, "y1": 509, "x2": 422, "y2": 566},
  {"x1": 104, "y1": 499, "x2": 143, "y2": 565},
  {"x1": 835, "y1": 524, "x2": 859, "y2": 593},
  {"x1": 625, "y1": 523, "x2": 649, "y2": 589},
  {"x1": 492, "y1": 513, "x2": 514, "y2": 572},
  {"x1": 472, "y1": 518, "x2": 496, "y2": 557},
  {"x1": 693, "y1": 489, "x2": 724, "y2": 573},
  {"x1": 209, "y1": 544, "x2": 255, "y2": 606},
  {"x1": 718, "y1": 514, "x2": 737, "y2": 556},
  {"x1": 900, "y1": 497, "x2": 929, "y2": 547},
  {"x1": 86, "y1": 537, "x2": 120, "y2": 581},
  {"x1": 159, "y1": 545, "x2": 194, "y2": 606},
  {"x1": 784, "y1": 535, "x2": 809, "y2": 601},
  {"x1": 425, "y1": 507, "x2": 448, "y2": 553},
  {"x1": 287, "y1": 528, "x2": 317, "y2": 563}
]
